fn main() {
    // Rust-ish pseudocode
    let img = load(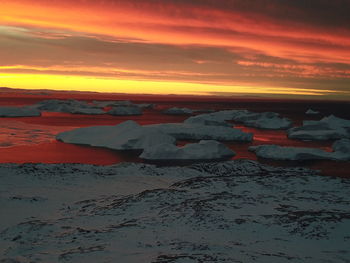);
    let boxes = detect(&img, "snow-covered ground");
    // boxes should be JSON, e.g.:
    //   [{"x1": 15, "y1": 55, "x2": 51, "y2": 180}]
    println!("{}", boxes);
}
[{"x1": 1, "y1": 160, "x2": 349, "y2": 262}]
